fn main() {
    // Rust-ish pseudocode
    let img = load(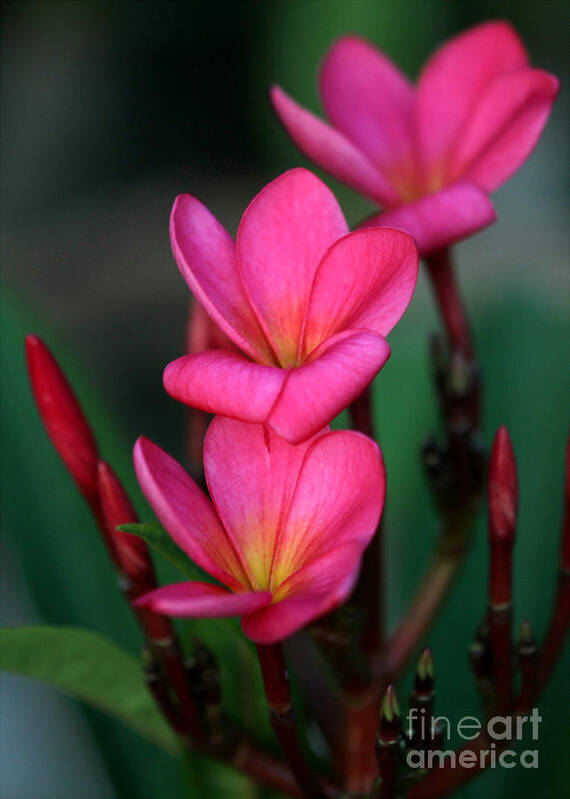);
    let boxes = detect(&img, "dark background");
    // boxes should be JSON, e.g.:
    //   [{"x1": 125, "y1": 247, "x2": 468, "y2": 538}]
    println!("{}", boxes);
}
[{"x1": 1, "y1": 2, "x2": 568, "y2": 797}]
